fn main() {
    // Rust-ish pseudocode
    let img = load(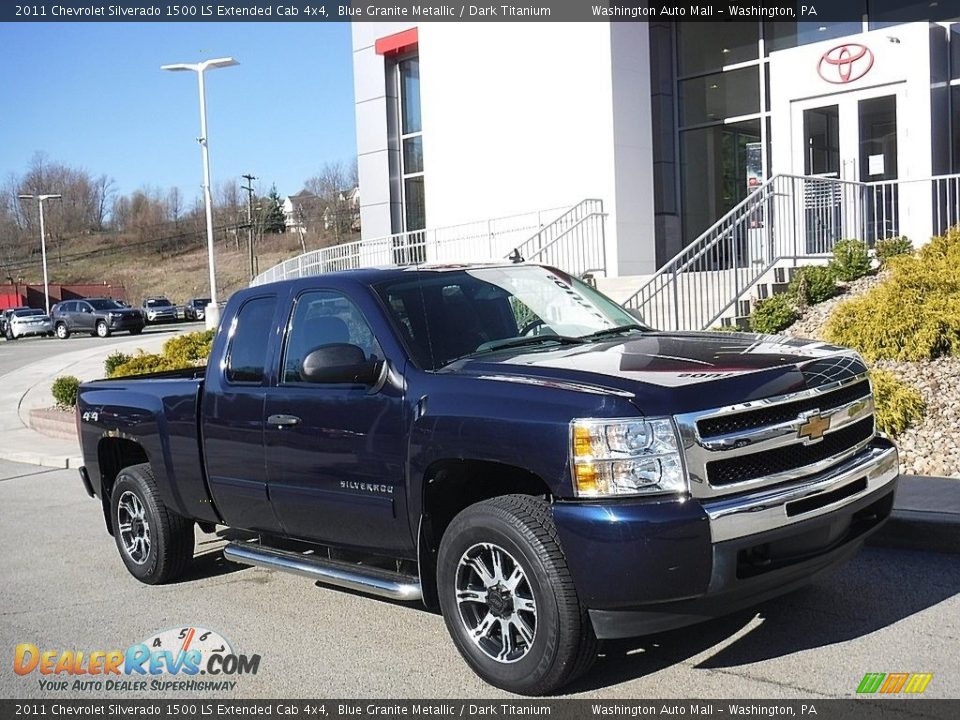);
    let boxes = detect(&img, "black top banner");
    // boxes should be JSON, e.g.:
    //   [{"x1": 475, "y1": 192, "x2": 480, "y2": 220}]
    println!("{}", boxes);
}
[{"x1": 5, "y1": 0, "x2": 960, "y2": 23}]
